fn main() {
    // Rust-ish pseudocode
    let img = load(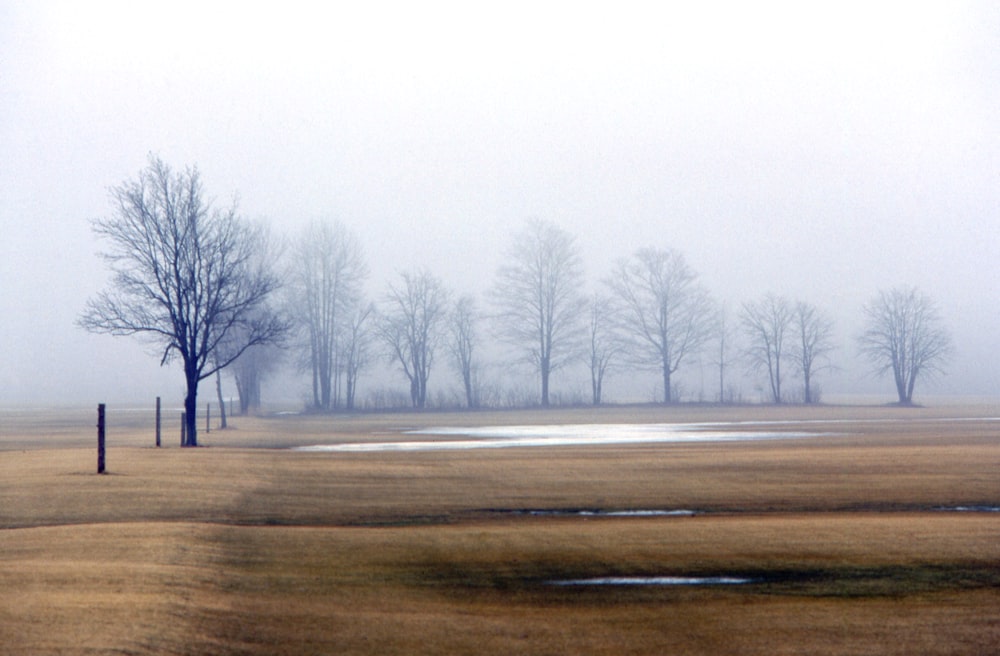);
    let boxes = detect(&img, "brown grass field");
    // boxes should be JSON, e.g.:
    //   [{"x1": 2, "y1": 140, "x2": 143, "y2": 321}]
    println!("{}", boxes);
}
[{"x1": 1, "y1": 402, "x2": 998, "y2": 654}]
